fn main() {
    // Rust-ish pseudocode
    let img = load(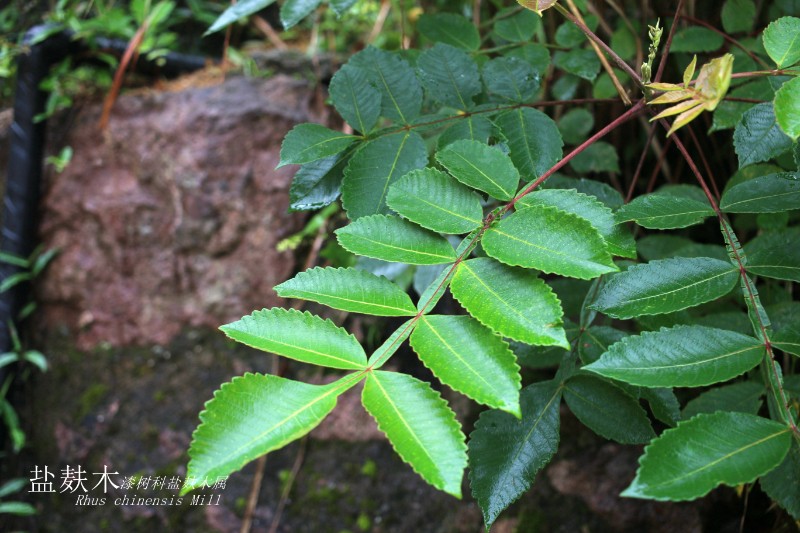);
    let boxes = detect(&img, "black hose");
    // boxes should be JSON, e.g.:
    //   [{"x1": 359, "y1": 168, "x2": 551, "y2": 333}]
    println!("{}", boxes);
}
[{"x1": 1, "y1": 26, "x2": 208, "y2": 354}]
